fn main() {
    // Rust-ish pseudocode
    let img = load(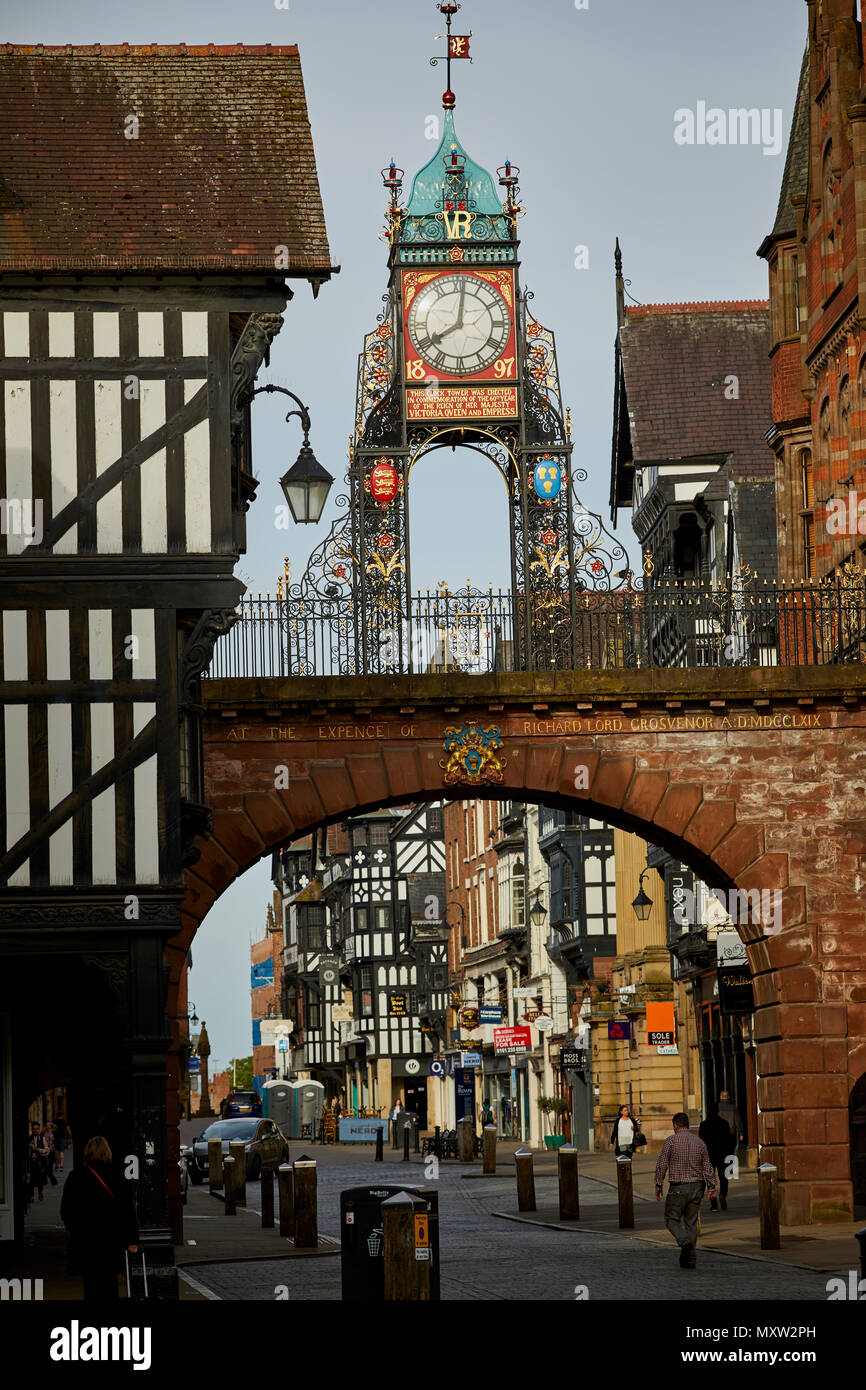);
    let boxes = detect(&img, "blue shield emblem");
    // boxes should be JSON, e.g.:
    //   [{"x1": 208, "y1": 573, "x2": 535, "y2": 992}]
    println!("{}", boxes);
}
[{"x1": 533, "y1": 460, "x2": 562, "y2": 500}]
